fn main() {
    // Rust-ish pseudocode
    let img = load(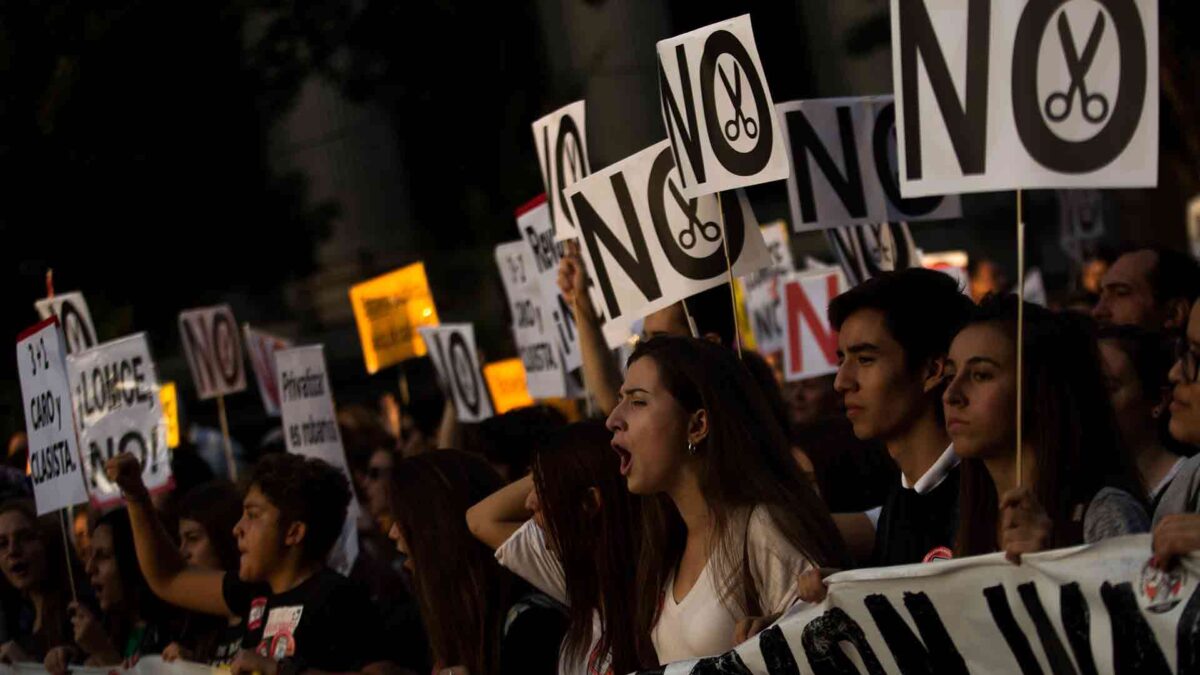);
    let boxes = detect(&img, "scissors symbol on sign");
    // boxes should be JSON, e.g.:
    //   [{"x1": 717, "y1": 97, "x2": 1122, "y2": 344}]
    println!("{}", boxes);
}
[
  {"x1": 1044, "y1": 12, "x2": 1109, "y2": 124},
  {"x1": 719, "y1": 63, "x2": 758, "y2": 142},
  {"x1": 668, "y1": 180, "x2": 721, "y2": 250}
]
